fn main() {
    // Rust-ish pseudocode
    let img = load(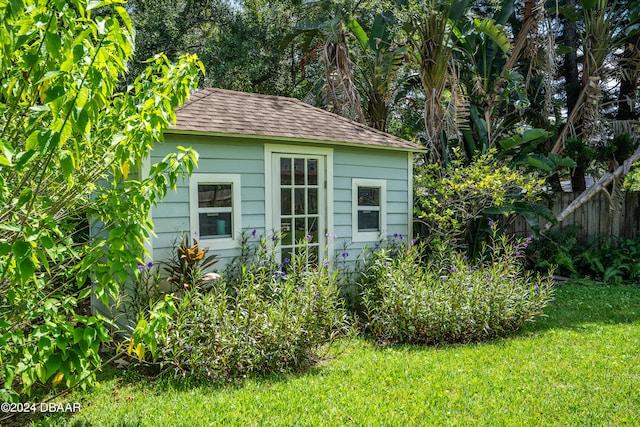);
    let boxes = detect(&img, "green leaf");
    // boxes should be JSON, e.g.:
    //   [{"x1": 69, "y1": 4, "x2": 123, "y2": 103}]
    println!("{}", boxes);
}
[
  {"x1": 523, "y1": 154, "x2": 554, "y2": 173},
  {"x1": 12, "y1": 240, "x2": 30, "y2": 261},
  {"x1": 25, "y1": 130, "x2": 41, "y2": 151},
  {"x1": 521, "y1": 128, "x2": 551, "y2": 144},
  {"x1": 0, "y1": 138, "x2": 14, "y2": 166},
  {"x1": 45, "y1": 355, "x2": 62, "y2": 380},
  {"x1": 473, "y1": 18, "x2": 509, "y2": 53},
  {"x1": 59, "y1": 150, "x2": 75, "y2": 180},
  {"x1": 0, "y1": 242, "x2": 11, "y2": 256},
  {"x1": 344, "y1": 15, "x2": 368, "y2": 50},
  {"x1": 73, "y1": 327, "x2": 84, "y2": 344},
  {"x1": 17, "y1": 188, "x2": 32, "y2": 208},
  {"x1": 43, "y1": 85, "x2": 66, "y2": 103},
  {"x1": 45, "y1": 32, "x2": 61, "y2": 55}
]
